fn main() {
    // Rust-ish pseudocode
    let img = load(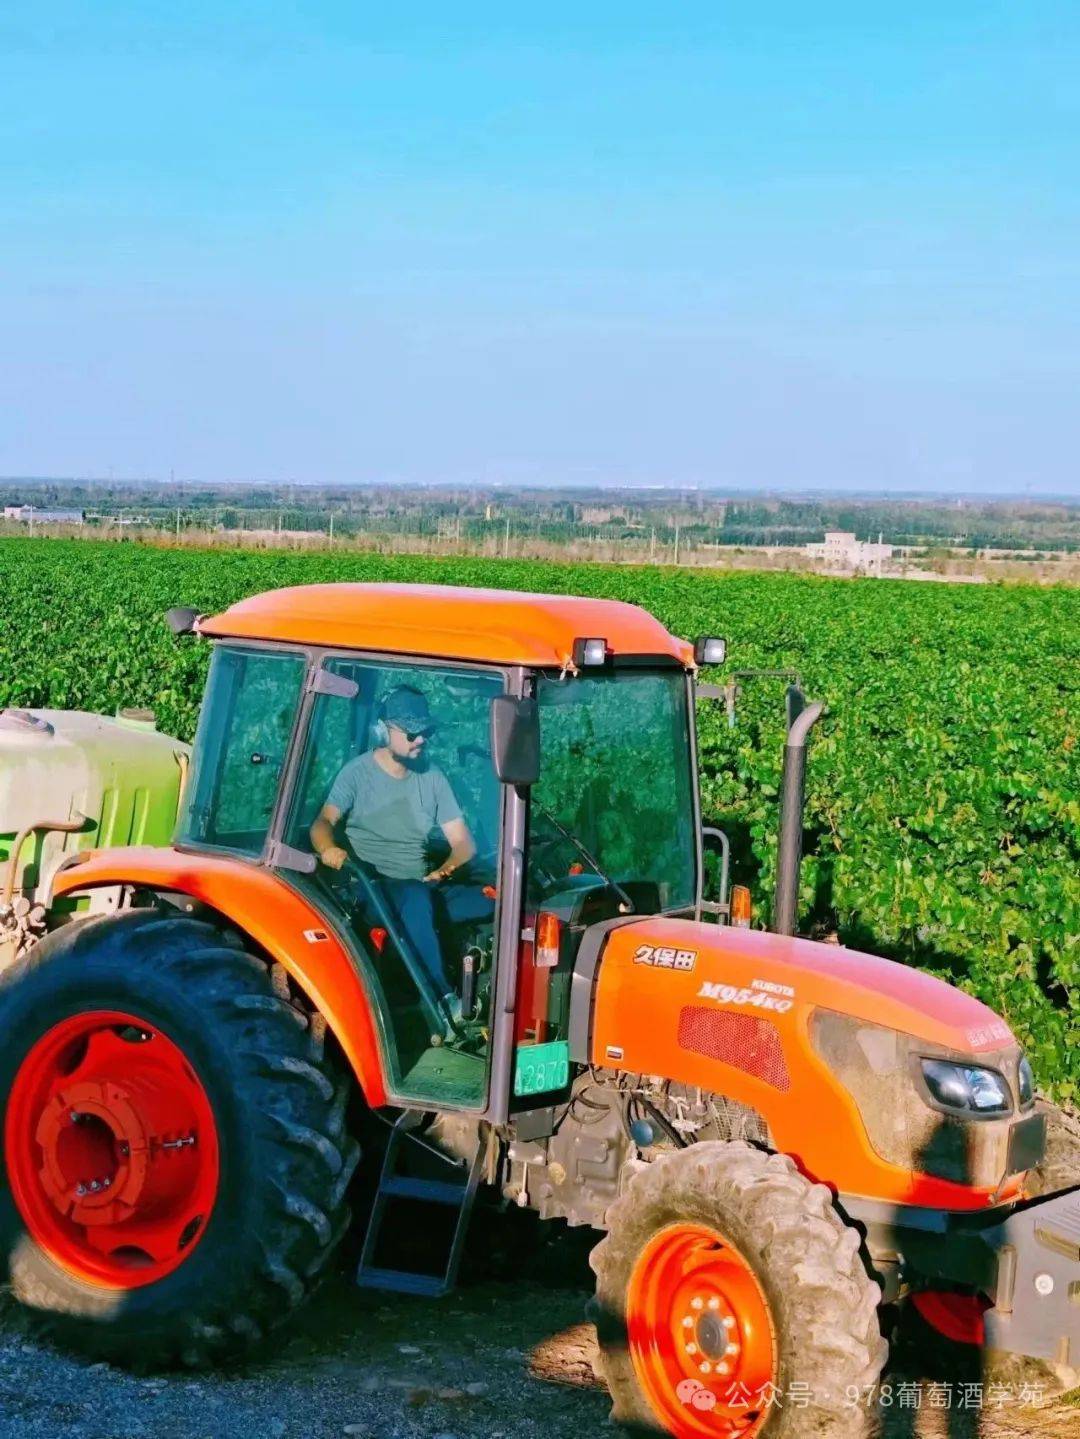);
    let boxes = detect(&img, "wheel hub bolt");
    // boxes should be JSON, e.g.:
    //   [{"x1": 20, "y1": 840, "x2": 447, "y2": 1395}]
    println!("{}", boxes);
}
[{"x1": 75, "y1": 1176, "x2": 112, "y2": 1196}]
